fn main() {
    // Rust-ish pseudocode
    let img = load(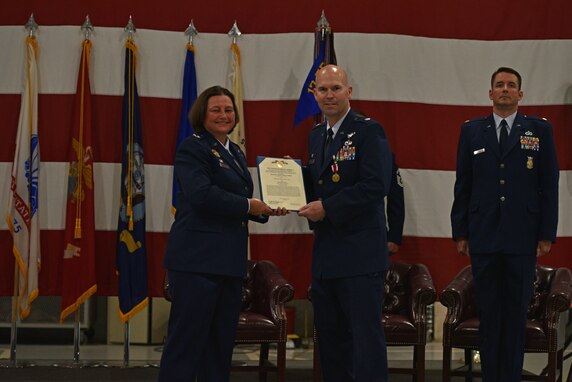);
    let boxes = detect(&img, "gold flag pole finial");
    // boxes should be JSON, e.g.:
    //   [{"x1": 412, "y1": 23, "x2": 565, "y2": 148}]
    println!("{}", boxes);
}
[
  {"x1": 316, "y1": 10, "x2": 330, "y2": 29},
  {"x1": 316, "y1": 10, "x2": 331, "y2": 37},
  {"x1": 185, "y1": 19, "x2": 198, "y2": 46},
  {"x1": 81, "y1": 15, "x2": 94, "y2": 41},
  {"x1": 227, "y1": 20, "x2": 241, "y2": 45},
  {"x1": 25, "y1": 14, "x2": 39, "y2": 37},
  {"x1": 124, "y1": 15, "x2": 136, "y2": 40}
]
